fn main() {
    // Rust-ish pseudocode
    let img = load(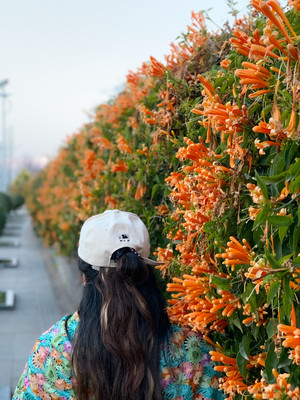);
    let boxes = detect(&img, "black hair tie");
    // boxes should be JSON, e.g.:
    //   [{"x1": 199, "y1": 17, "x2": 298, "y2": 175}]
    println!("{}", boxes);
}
[
  {"x1": 111, "y1": 247, "x2": 141, "y2": 261},
  {"x1": 129, "y1": 248, "x2": 141, "y2": 258}
]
